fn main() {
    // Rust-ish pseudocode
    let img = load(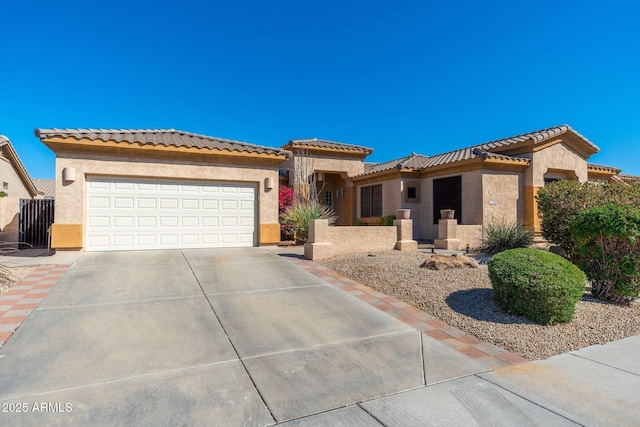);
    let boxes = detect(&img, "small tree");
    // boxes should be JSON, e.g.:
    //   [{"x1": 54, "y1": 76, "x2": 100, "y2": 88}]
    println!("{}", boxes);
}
[
  {"x1": 536, "y1": 180, "x2": 602, "y2": 260},
  {"x1": 280, "y1": 148, "x2": 338, "y2": 244},
  {"x1": 537, "y1": 181, "x2": 640, "y2": 260},
  {"x1": 570, "y1": 204, "x2": 640, "y2": 305}
]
